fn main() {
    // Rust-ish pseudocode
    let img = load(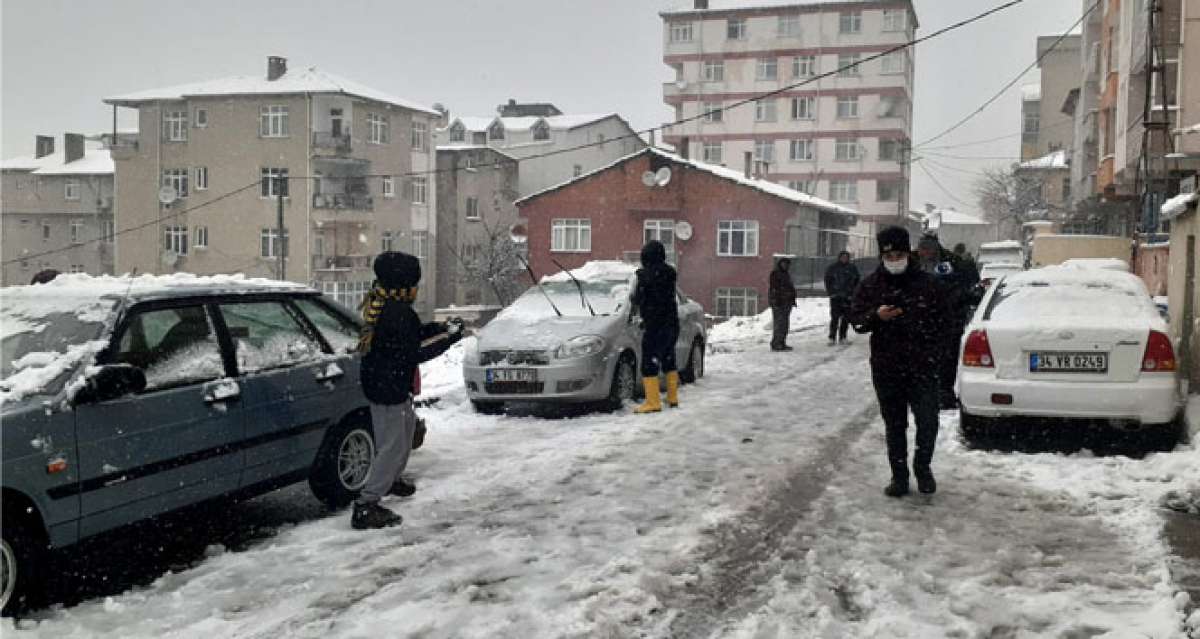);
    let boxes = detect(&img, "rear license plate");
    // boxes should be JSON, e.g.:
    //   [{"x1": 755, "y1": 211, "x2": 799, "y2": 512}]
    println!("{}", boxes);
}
[
  {"x1": 486, "y1": 368, "x2": 536, "y2": 383},
  {"x1": 1029, "y1": 352, "x2": 1108, "y2": 373}
]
